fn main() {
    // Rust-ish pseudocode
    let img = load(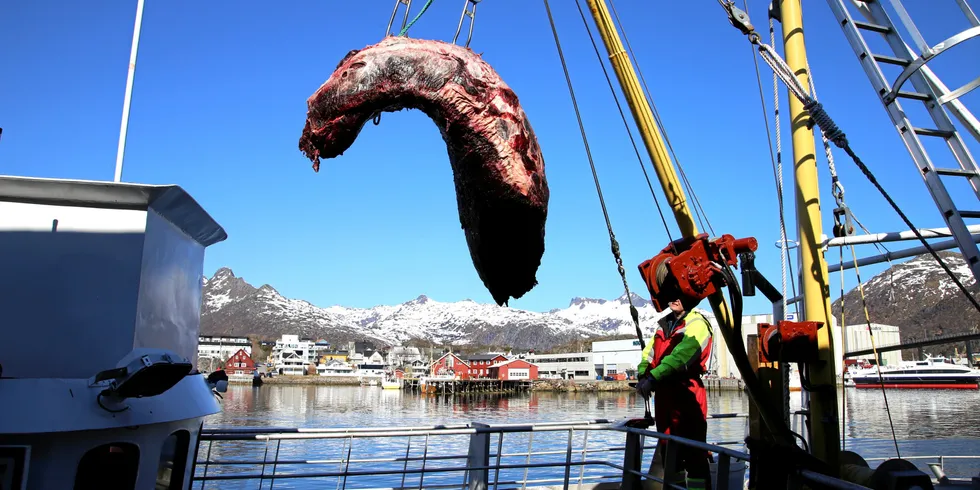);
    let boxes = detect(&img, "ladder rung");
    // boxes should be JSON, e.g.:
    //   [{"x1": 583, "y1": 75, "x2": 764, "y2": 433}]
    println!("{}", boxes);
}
[
  {"x1": 957, "y1": 211, "x2": 980, "y2": 219},
  {"x1": 853, "y1": 20, "x2": 891, "y2": 33},
  {"x1": 896, "y1": 90, "x2": 931, "y2": 101},
  {"x1": 935, "y1": 168, "x2": 979, "y2": 178},
  {"x1": 913, "y1": 127, "x2": 956, "y2": 138},
  {"x1": 872, "y1": 54, "x2": 911, "y2": 66}
]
